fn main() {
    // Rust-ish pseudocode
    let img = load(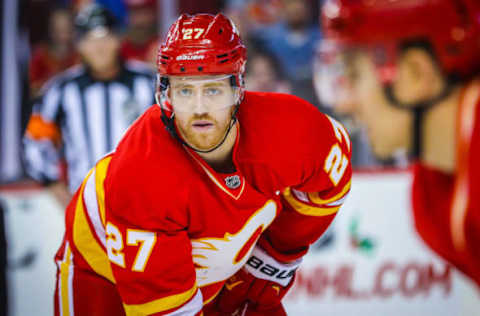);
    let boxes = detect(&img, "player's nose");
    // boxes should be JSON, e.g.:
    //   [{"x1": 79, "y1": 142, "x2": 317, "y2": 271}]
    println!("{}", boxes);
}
[{"x1": 193, "y1": 93, "x2": 208, "y2": 114}]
